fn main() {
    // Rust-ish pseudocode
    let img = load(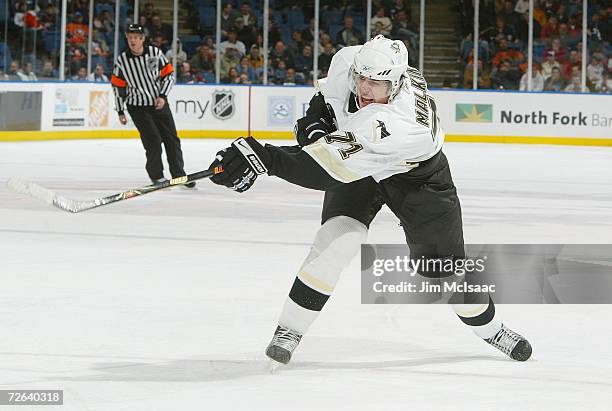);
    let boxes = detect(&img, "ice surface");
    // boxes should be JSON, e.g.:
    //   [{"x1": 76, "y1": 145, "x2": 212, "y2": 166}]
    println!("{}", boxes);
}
[{"x1": 1, "y1": 139, "x2": 612, "y2": 410}]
